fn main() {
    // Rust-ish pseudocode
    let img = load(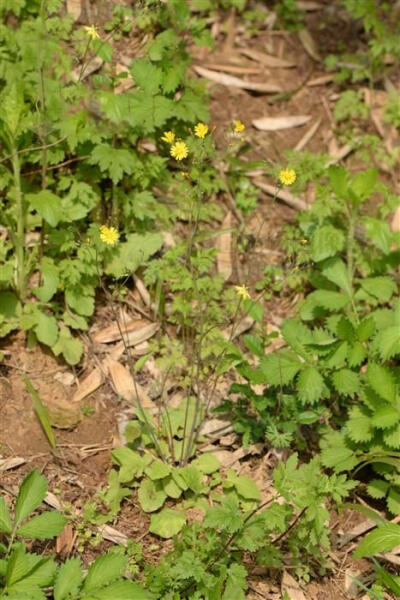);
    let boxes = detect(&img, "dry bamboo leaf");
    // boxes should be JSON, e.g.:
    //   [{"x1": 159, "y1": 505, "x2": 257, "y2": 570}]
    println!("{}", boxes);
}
[
  {"x1": 193, "y1": 65, "x2": 282, "y2": 93},
  {"x1": 298, "y1": 28, "x2": 321, "y2": 61},
  {"x1": 56, "y1": 524, "x2": 75, "y2": 555},
  {"x1": 0, "y1": 457, "x2": 26, "y2": 471},
  {"x1": 71, "y1": 56, "x2": 103, "y2": 82},
  {"x1": 282, "y1": 572, "x2": 307, "y2": 600},
  {"x1": 252, "y1": 115, "x2": 311, "y2": 131},
  {"x1": 133, "y1": 276, "x2": 152, "y2": 306},
  {"x1": 114, "y1": 64, "x2": 134, "y2": 94},
  {"x1": 44, "y1": 492, "x2": 63, "y2": 510},
  {"x1": 124, "y1": 322, "x2": 159, "y2": 347},
  {"x1": 344, "y1": 569, "x2": 363, "y2": 597},
  {"x1": 216, "y1": 212, "x2": 232, "y2": 280},
  {"x1": 108, "y1": 360, "x2": 153, "y2": 408},
  {"x1": 391, "y1": 206, "x2": 400, "y2": 232},
  {"x1": 93, "y1": 319, "x2": 148, "y2": 344},
  {"x1": 200, "y1": 418, "x2": 232, "y2": 437},
  {"x1": 307, "y1": 74, "x2": 335, "y2": 86},
  {"x1": 66, "y1": 0, "x2": 82, "y2": 20},
  {"x1": 200, "y1": 62, "x2": 262, "y2": 75},
  {"x1": 252, "y1": 178, "x2": 308, "y2": 211},
  {"x1": 240, "y1": 48, "x2": 296, "y2": 68},
  {"x1": 99, "y1": 524, "x2": 128, "y2": 545},
  {"x1": 294, "y1": 117, "x2": 321, "y2": 151},
  {"x1": 297, "y1": 0, "x2": 323, "y2": 9},
  {"x1": 72, "y1": 367, "x2": 103, "y2": 403}
]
